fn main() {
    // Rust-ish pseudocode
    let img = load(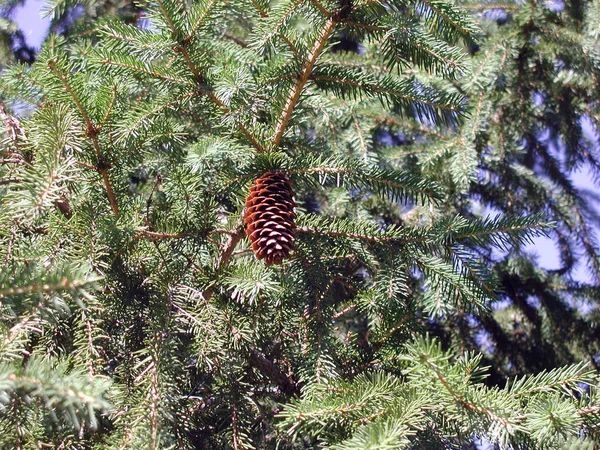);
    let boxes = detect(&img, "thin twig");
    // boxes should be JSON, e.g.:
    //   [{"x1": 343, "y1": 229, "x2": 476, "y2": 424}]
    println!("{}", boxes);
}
[
  {"x1": 0, "y1": 158, "x2": 24, "y2": 165},
  {"x1": 310, "y1": 75, "x2": 462, "y2": 112},
  {"x1": 74, "y1": 160, "x2": 98, "y2": 171},
  {"x1": 99, "y1": 85, "x2": 118, "y2": 130},
  {"x1": 4, "y1": 303, "x2": 42, "y2": 348},
  {"x1": 48, "y1": 60, "x2": 120, "y2": 215},
  {"x1": 100, "y1": 58, "x2": 192, "y2": 85},
  {"x1": 297, "y1": 225, "x2": 395, "y2": 243},
  {"x1": 308, "y1": 0, "x2": 331, "y2": 17},
  {"x1": 148, "y1": 336, "x2": 160, "y2": 450},
  {"x1": 4, "y1": 221, "x2": 18, "y2": 265},
  {"x1": 202, "y1": 223, "x2": 246, "y2": 300},
  {"x1": 423, "y1": 353, "x2": 513, "y2": 427},
  {"x1": 136, "y1": 228, "x2": 238, "y2": 241},
  {"x1": 215, "y1": 223, "x2": 247, "y2": 269},
  {"x1": 332, "y1": 304, "x2": 357, "y2": 319},
  {"x1": 184, "y1": 0, "x2": 219, "y2": 44},
  {"x1": 231, "y1": 248, "x2": 253, "y2": 257},
  {"x1": 372, "y1": 314, "x2": 411, "y2": 351},
  {"x1": 249, "y1": 0, "x2": 301, "y2": 57},
  {"x1": 208, "y1": 93, "x2": 266, "y2": 152}
]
